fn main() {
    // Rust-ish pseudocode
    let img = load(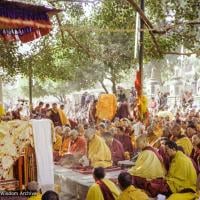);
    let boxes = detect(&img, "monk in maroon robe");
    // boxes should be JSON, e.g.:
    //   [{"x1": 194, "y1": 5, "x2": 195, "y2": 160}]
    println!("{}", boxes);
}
[
  {"x1": 191, "y1": 134, "x2": 200, "y2": 174},
  {"x1": 115, "y1": 127, "x2": 133, "y2": 157},
  {"x1": 116, "y1": 100, "x2": 130, "y2": 119},
  {"x1": 103, "y1": 132, "x2": 125, "y2": 165},
  {"x1": 49, "y1": 103, "x2": 62, "y2": 127}
]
